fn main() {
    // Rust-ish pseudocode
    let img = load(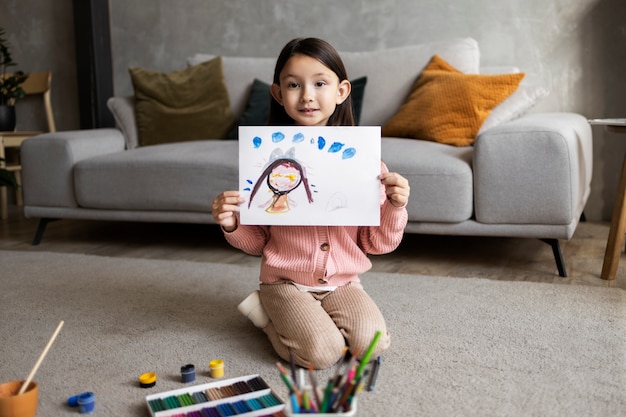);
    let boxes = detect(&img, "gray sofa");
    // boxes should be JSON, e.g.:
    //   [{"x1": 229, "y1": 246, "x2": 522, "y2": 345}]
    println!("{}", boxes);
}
[{"x1": 20, "y1": 38, "x2": 592, "y2": 276}]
